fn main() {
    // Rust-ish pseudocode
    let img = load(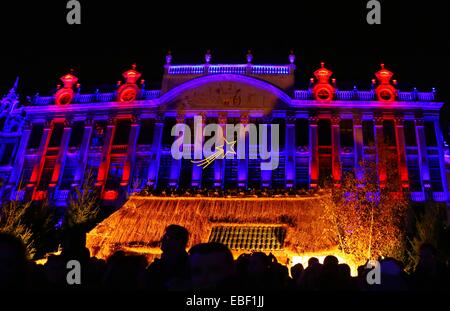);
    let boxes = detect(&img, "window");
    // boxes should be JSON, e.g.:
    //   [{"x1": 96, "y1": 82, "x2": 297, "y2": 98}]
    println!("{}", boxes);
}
[
  {"x1": 90, "y1": 121, "x2": 106, "y2": 147},
  {"x1": 295, "y1": 119, "x2": 309, "y2": 147},
  {"x1": 404, "y1": 121, "x2": 417, "y2": 146},
  {"x1": 113, "y1": 120, "x2": 131, "y2": 145},
  {"x1": 424, "y1": 122, "x2": 437, "y2": 147},
  {"x1": 27, "y1": 124, "x2": 44, "y2": 149},
  {"x1": 383, "y1": 120, "x2": 396, "y2": 146},
  {"x1": 69, "y1": 122, "x2": 85, "y2": 147},
  {"x1": 362, "y1": 121, "x2": 375, "y2": 146},
  {"x1": 0, "y1": 144, "x2": 14, "y2": 165},
  {"x1": 60, "y1": 164, "x2": 77, "y2": 190},
  {"x1": 49, "y1": 123, "x2": 64, "y2": 147},
  {"x1": 105, "y1": 163, "x2": 124, "y2": 190},
  {"x1": 429, "y1": 157, "x2": 443, "y2": 191},
  {"x1": 0, "y1": 117, "x2": 6, "y2": 131},
  {"x1": 137, "y1": 119, "x2": 154, "y2": 145},
  {"x1": 318, "y1": 119, "x2": 331, "y2": 146},
  {"x1": 340, "y1": 119, "x2": 354, "y2": 147}
]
